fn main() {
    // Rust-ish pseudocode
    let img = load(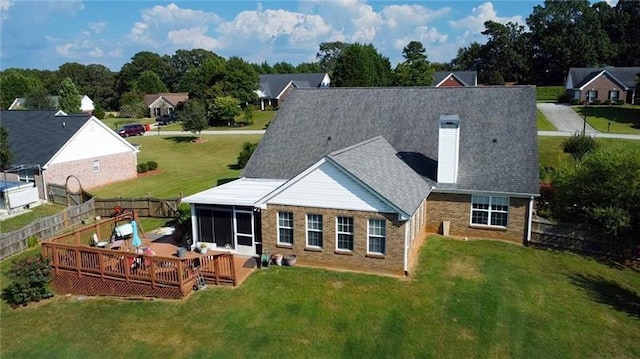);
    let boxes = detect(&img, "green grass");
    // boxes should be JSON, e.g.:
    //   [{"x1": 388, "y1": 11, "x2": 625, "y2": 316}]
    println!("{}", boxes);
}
[
  {"x1": 101, "y1": 117, "x2": 156, "y2": 131},
  {"x1": 537, "y1": 109, "x2": 556, "y2": 131},
  {"x1": 2, "y1": 237, "x2": 639, "y2": 358},
  {"x1": 158, "y1": 110, "x2": 275, "y2": 131},
  {"x1": 0, "y1": 203, "x2": 66, "y2": 233},
  {"x1": 573, "y1": 105, "x2": 640, "y2": 134},
  {"x1": 539, "y1": 137, "x2": 640, "y2": 169},
  {"x1": 90, "y1": 134, "x2": 262, "y2": 198},
  {"x1": 536, "y1": 86, "x2": 565, "y2": 102}
]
